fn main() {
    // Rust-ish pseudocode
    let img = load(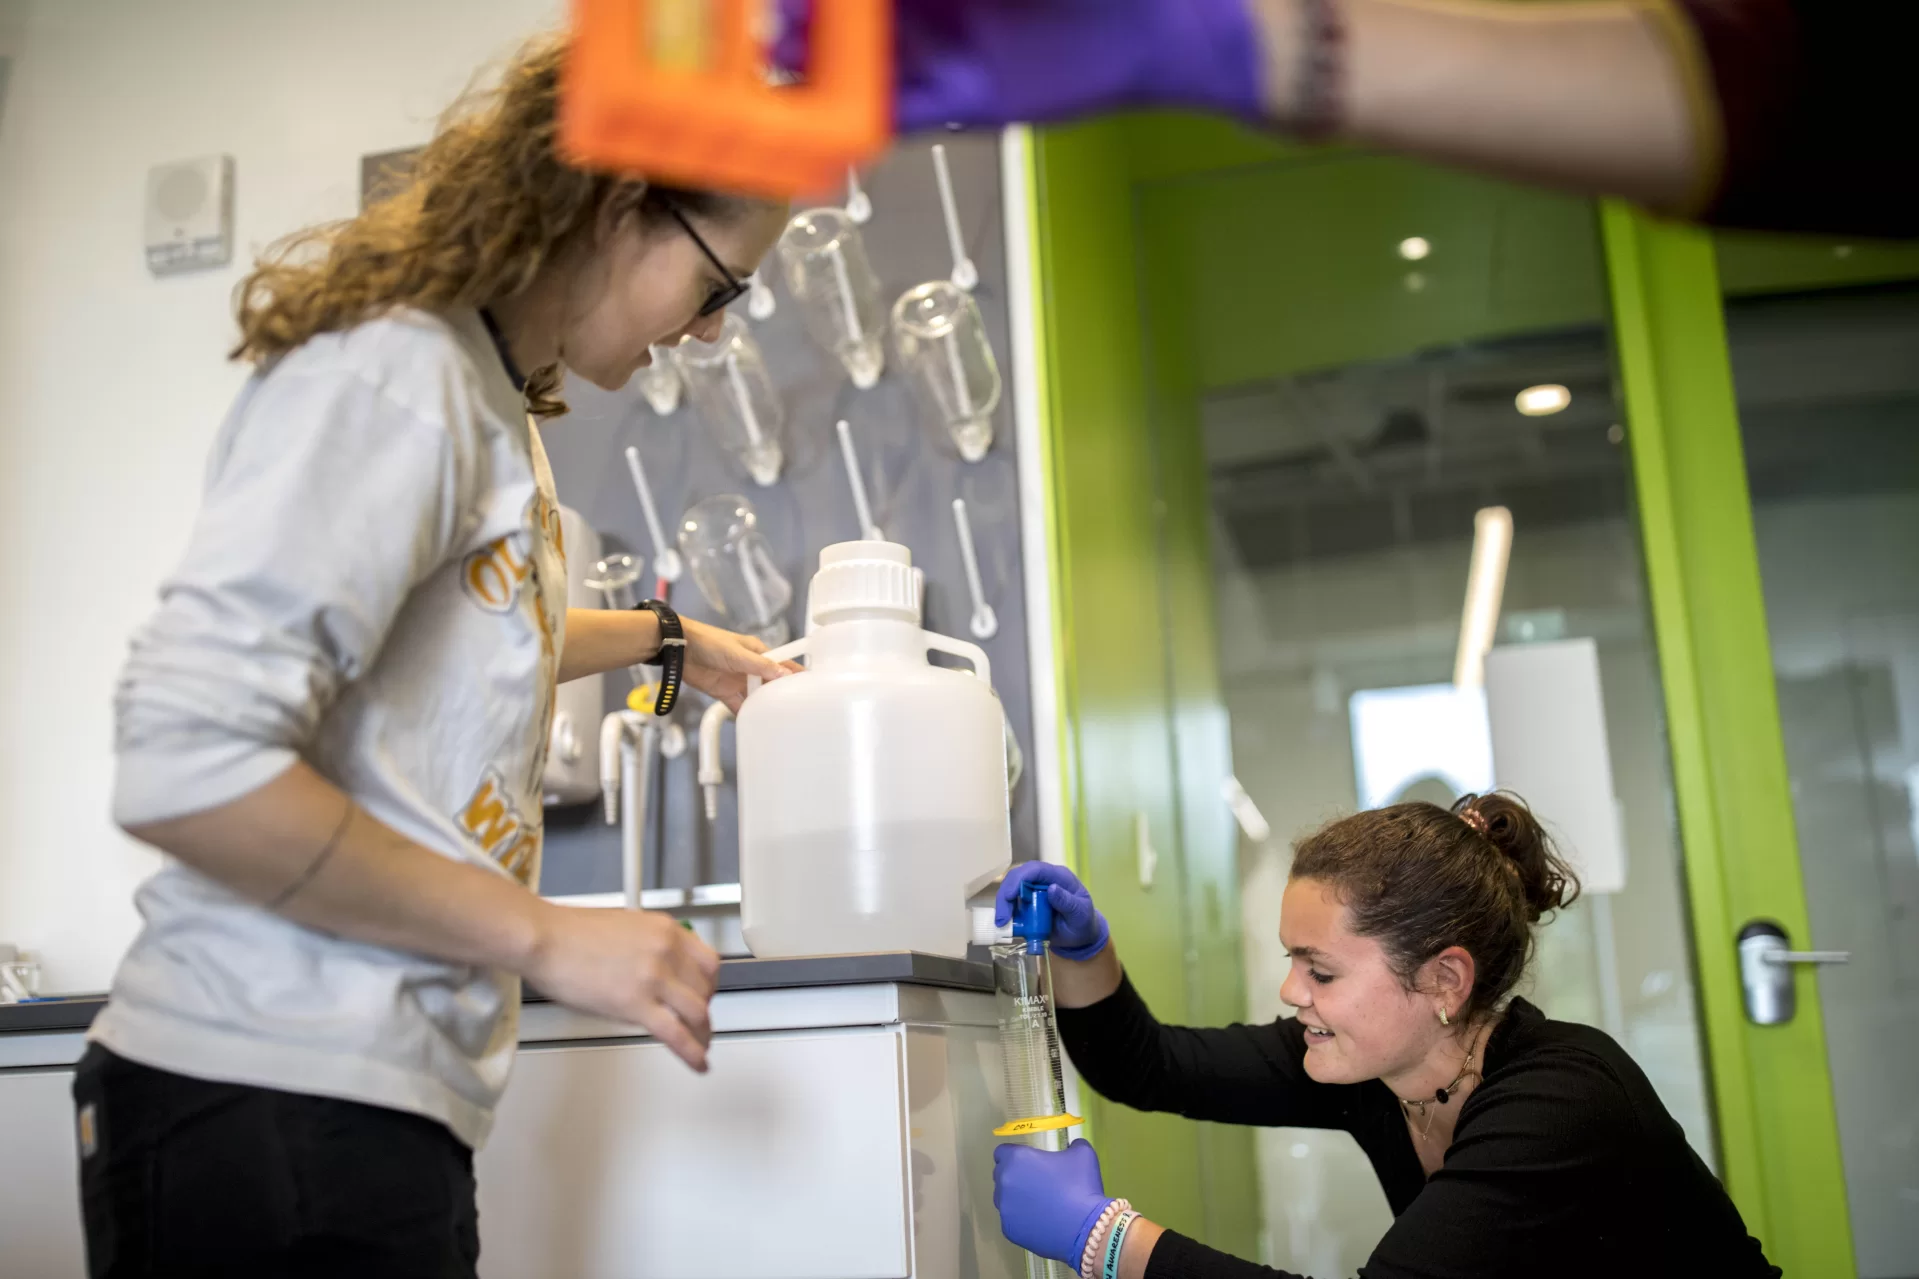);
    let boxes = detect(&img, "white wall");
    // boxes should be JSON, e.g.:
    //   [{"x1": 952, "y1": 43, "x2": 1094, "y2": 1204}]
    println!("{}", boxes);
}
[{"x1": 0, "y1": 0, "x2": 560, "y2": 991}]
